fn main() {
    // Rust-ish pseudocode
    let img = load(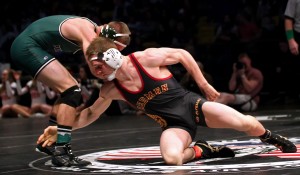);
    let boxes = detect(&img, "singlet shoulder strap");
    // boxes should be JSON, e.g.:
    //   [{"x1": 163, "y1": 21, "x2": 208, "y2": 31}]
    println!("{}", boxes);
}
[{"x1": 128, "y1": 53, "x2": 146, "y2": 76}]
